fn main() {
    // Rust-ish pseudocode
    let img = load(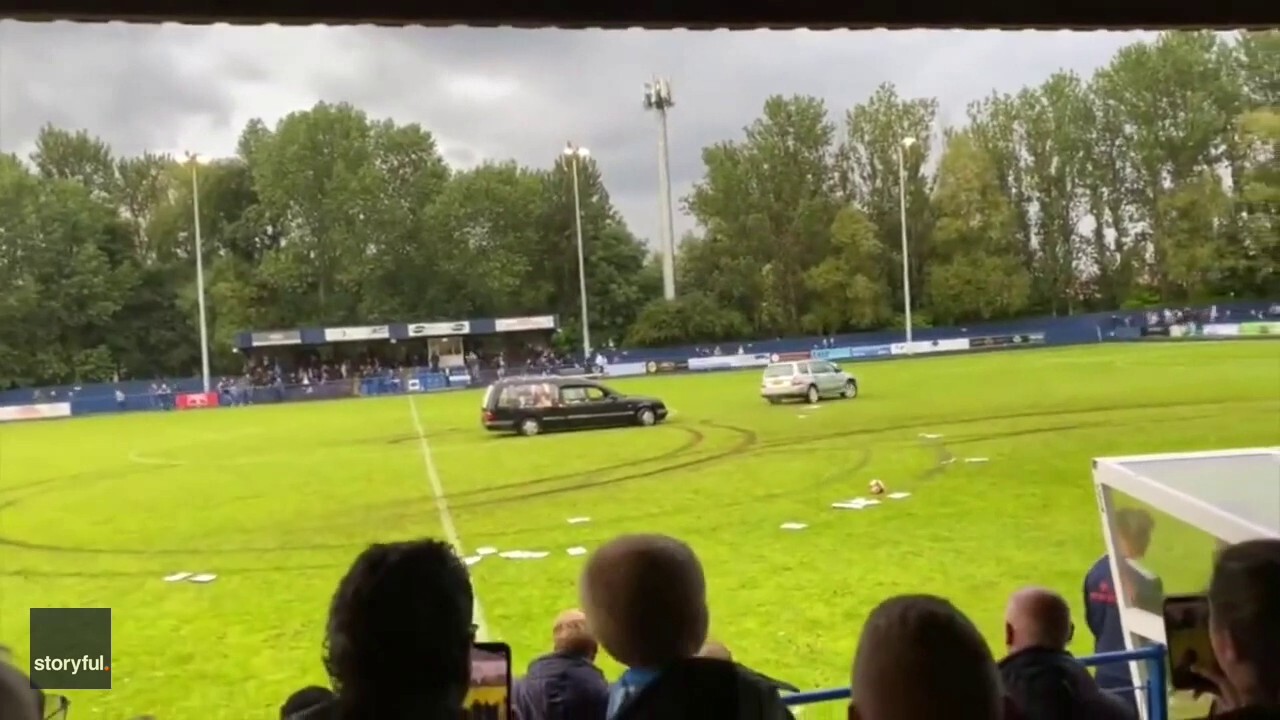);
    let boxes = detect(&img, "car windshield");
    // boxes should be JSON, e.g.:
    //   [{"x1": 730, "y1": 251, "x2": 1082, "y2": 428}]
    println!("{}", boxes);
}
[{"x1": 764, "y1": 364, "x2": 795, "y2": 378}]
